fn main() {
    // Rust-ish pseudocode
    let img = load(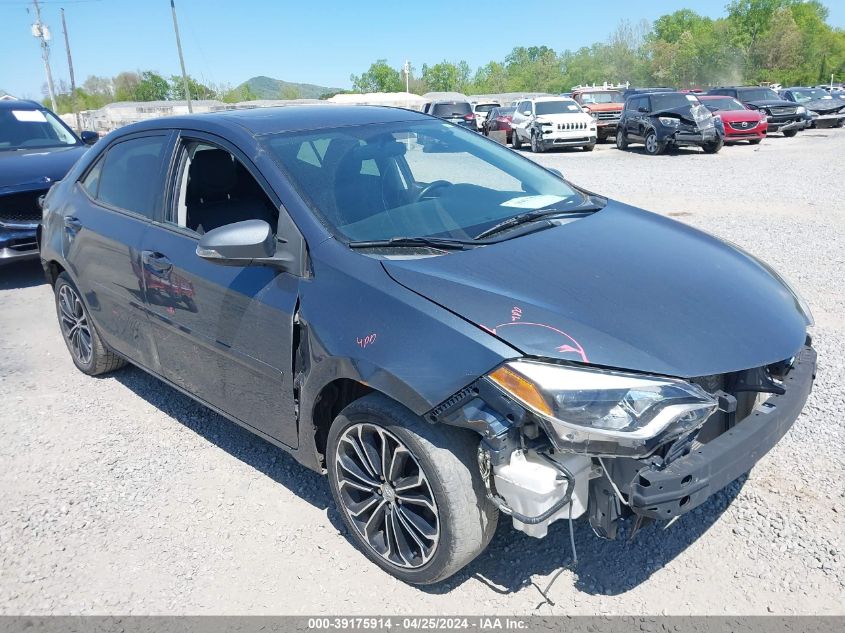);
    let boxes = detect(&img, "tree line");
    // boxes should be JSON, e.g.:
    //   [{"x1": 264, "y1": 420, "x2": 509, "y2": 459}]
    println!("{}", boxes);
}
[
  {"x1": 45, "y1": 0, "x2": 844, "y2": 114},
  {"x1": 350, "y1": 0, "x2": 844, "y2": 94}
]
